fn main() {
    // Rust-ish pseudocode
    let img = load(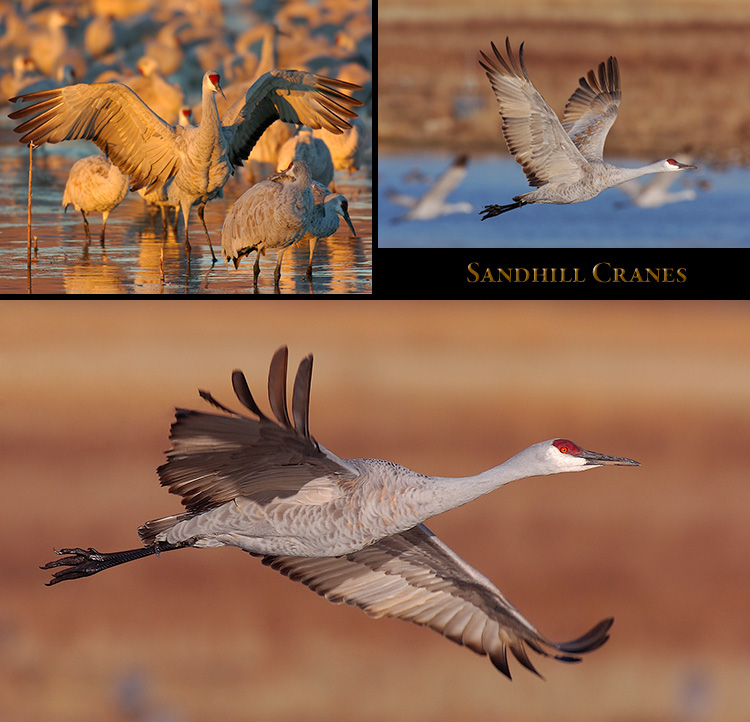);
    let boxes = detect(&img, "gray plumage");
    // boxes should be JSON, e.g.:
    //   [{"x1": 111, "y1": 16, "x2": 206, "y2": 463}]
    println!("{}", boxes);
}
[
  {"x1": 277, "y1": 126, "x2": 334, "y2": 186},
  {"x1": 478, "y1": 38, "x2": 696, "y2": 219},
  {"x1": 300, "y1": 180, "x2": 357, "y2": 277},
  {"x1": 43, "y1": 346, "x2": 640, "y2": 679},
  {"x1": 62, "y1": 154, "x2": 128, "y2": 244},
  {"x1": 221, "y1": 159, "x2": 314, "y2": 283}
]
